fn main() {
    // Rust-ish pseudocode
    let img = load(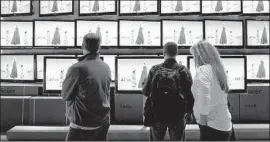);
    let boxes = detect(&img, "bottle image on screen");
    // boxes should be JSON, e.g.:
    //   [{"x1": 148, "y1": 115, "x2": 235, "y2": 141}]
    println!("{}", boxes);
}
[
  {"x1": 136, "y1": 26, "x2": 144, "y2": 45},
  {"x1": 48, "y1": 0, "x2": 51, "y2": 12},
  {"x1": 96, "y1": 25, "x2": 102, "y2": 44},
  {"x1": 51, "y1": 0, "x2": 58, "y2": 12},
  {"x1": 256, "y1": 59, "x2": 266, "y2": 78},
  {"x1": 147, "y1": 31, "x2": 152, "y2": 44},
  {"x1": 261, "y1": 26, "x2": 268, "y2": 44},
  {"x1": 178, "y1": 26, "x2": 186, "y2": 45},
  {"x1": 215, "y1": 30, "x2": 219, "y2": 44},
  {"x1": 6, "y1": 64, "x2": 10, "y2": 78},
  {"x1": 170, "y1": 1, "x2": 174, "y2": 12},
  {"x1": 105, "y1": 30, "x2": 109, "y2": 44},
  {"x1": 24, "y1": 31, "x2": 28, "y2": 45},
  {"x1": 102, "y1": 1, "x2": 106, "y2": 11},
  {"x1": 6, "y1": 30, "x2": 10, "y2": 45},
  {"x1": 133, "y1": 0, "x2": 141, "y2": 12},
  {"x1": 143, "y1": 0, "x2": 147, "y2": 11},
  {"x1": 226, "y1": 0, "x2": 230, "y2": 11},
  {"x1": 18, "y1": 0, "x2": 22, "y2": 12},
  {"x1": 229, "y1": 31, "x2": 233, "y2": 44},
  {"x1": 251, "y1": 63, "x2": 256, "y2": 77},
  {"x1": 220, "y1": 26, "x2": 227, "y2": 44},
  {"x1": 131, "y1": 30, "x2": 134, "y2": 44},
  {"x1": 256, "y1": 30, "x2": 260, "y2": 44},
  {"x1": 64, "y1": 31, "x2": 68, "y2": 45},
  {"x1": 52, "y1": 25, "x2": 61, "y2": 45},
  {"x1": 11, "y1": 25, "x2": 20, "y2": 45},
  {"x1": 215, "y1": 0, "x2": 223, "y2": 12},
  {"x1": 88, "y1": 0, "x2": 92, "y2": 11},
  {"x1": 256, "y1": 0, "x2": 264, "y2": 12},
  {"x1": 59, "y1": 69, "x2": 64, "y2": 88},
  {"x1": 175, "y1": 0, "x2": 183, "y2": 12},
  {"x1": 11, "y1": 0, "x2": 17, "y2": 12},
  {"x1": 47, "y1": 30, "x2": 51, "y2": 45},
  {"x1": 189, "y1": 31, "x2": 193, "y2": 45},
  {"x1": 173, "y1": 30, "x2": 177, "y2": 42},
  {"x1": 60, "y1": 0, "x2": 64, "y2": 11},
  {"x1": 20, "y1": 65, "x2": 24, "y2": 78},
  {"x1": 131, "y1": 69, "x2": 137, "y2": 88},
  {"x1": 138, "y1": 63, "x2": 148, "y2": 88},
  {"x1": 93, "y1": 0, "x2": 99, "y2": 12},
  {"x1": 10, "y1": 58, "x2": 18, "y2": 79}
]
